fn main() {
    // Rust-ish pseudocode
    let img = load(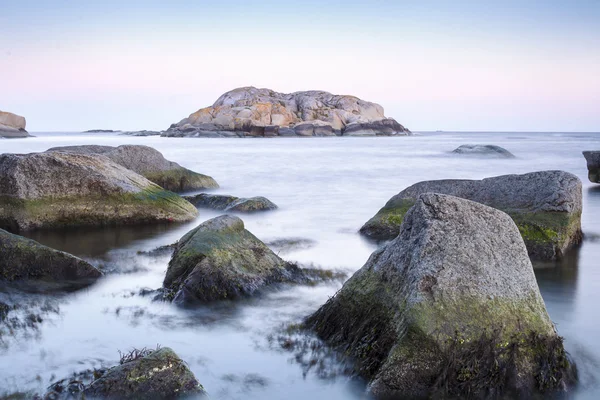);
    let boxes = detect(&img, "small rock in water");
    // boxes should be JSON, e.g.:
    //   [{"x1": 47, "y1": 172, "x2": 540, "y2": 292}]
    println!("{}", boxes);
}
[
  {"x1": 451, "y1": 144, "x2": 515, "y2": 158},
  {"x1": 183, "y1": 193, "x2": 278, "y2": 212},
  {"x1": 44, "y1": 347, "x2": 205, "y2": 399}
]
